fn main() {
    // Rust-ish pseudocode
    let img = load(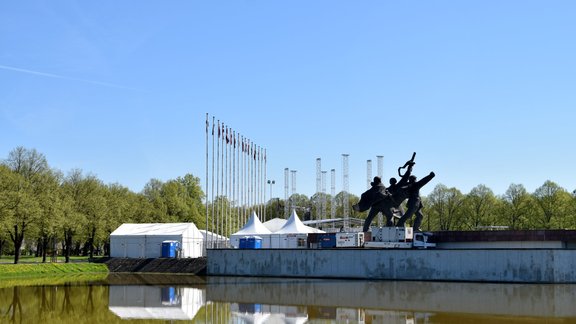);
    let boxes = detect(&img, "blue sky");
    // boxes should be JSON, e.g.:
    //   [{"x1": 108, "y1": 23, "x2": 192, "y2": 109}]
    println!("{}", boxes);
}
[{"x1": 1, "y1": 1, "x2": 575, "y2": 199}]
